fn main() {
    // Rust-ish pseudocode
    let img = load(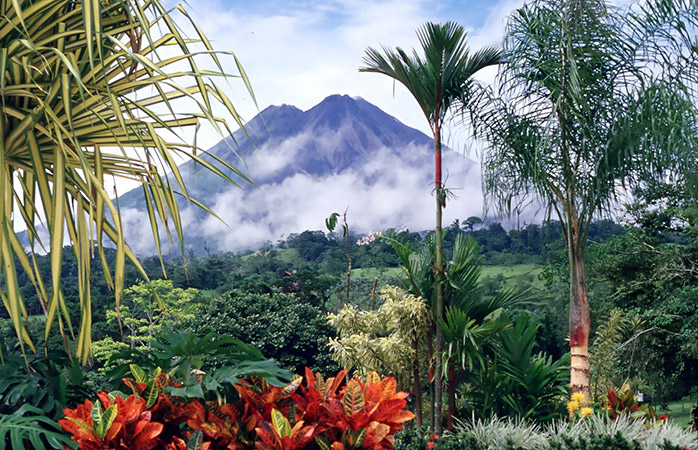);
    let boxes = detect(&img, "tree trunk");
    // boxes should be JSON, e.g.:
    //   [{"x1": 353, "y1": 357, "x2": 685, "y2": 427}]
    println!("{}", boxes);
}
[
  {"x1": 447, "y1": 358, "x2": 456, "y2": 430},
  {"x1": 426, "y1": 322, "x2": 435, "y2": 432},
  {"x1": 567, "y1": 218, "x2": 590, "y2": 406},
  {"x1": 412, "y1": 337, "x2": 423, "y2": 428},
  {"x1": 433, "y1": 124, "x2": 444, "y2": 435}
]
